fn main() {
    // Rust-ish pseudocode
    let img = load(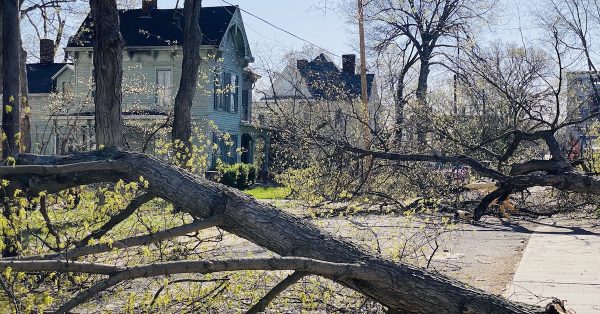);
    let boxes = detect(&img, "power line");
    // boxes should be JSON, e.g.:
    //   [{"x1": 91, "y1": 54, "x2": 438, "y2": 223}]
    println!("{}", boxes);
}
[{"x1": 218, "y1": 0, "x2": 343, "y2": 59}]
